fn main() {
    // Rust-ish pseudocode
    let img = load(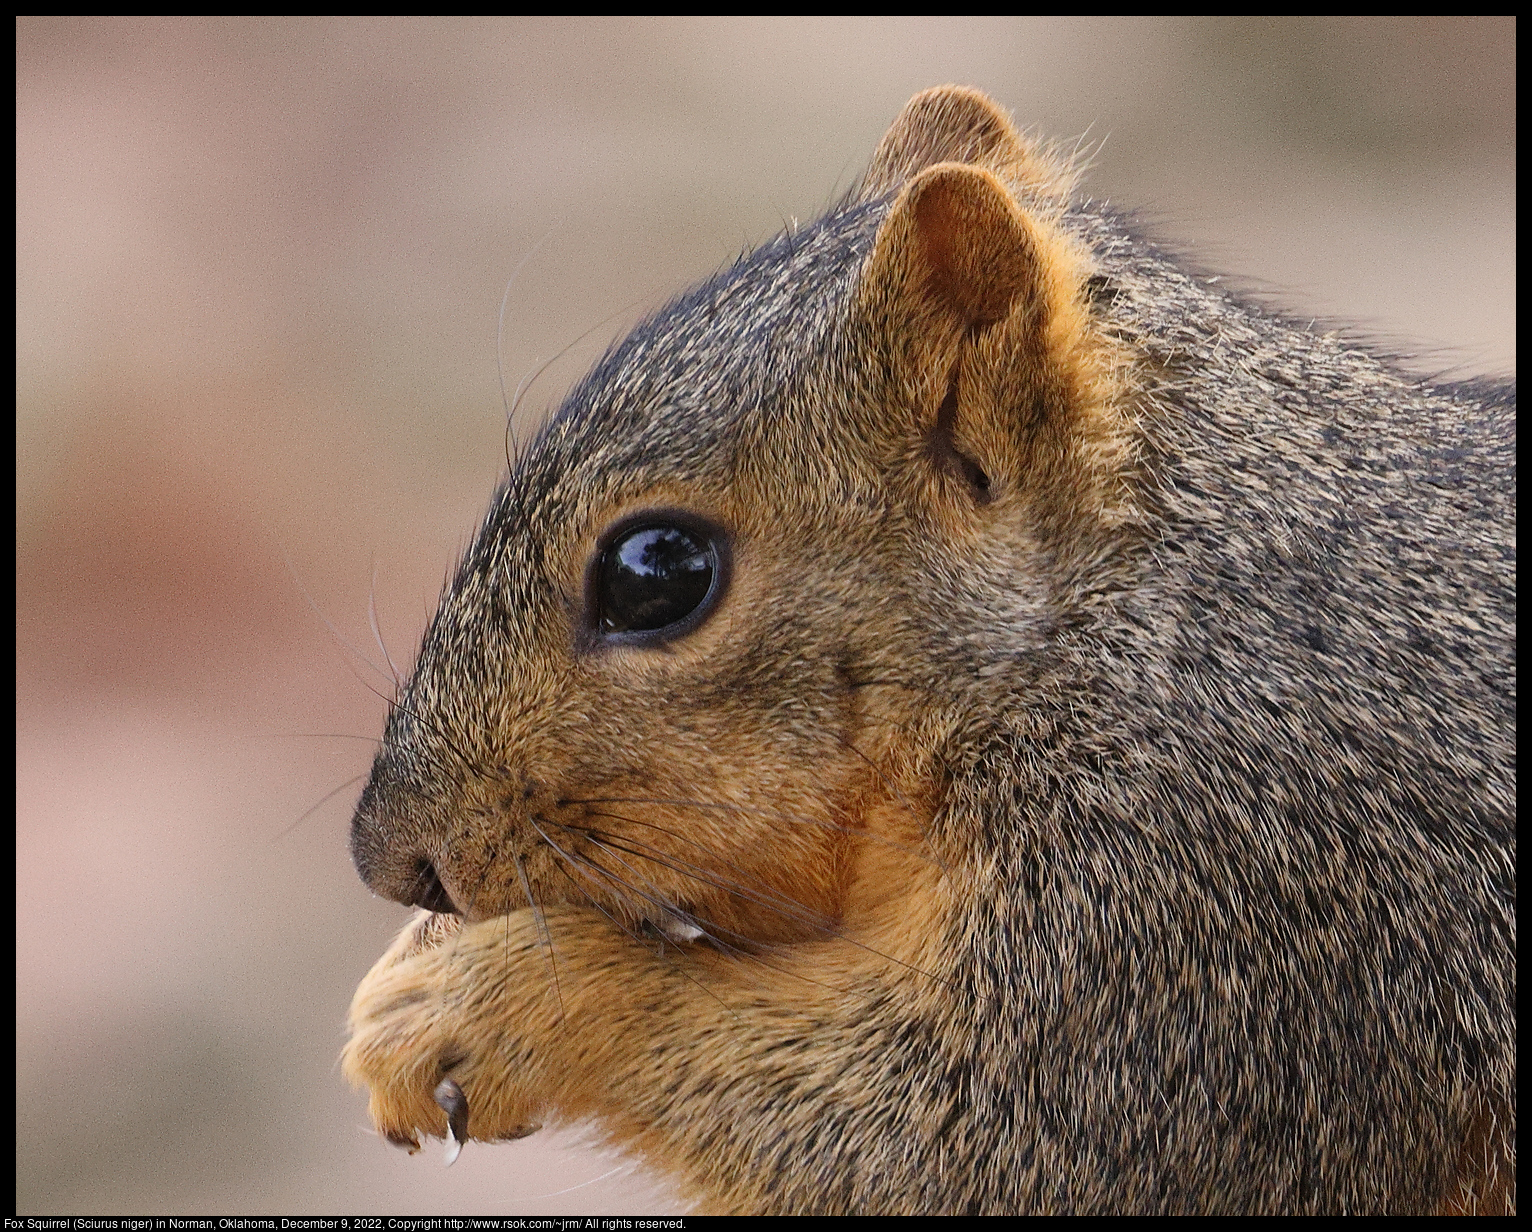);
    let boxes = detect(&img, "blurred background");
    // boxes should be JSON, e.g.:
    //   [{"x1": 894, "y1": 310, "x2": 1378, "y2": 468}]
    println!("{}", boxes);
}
[{"x1": 16, "y1": 16, "x2": 1515, "y2": 1215}]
